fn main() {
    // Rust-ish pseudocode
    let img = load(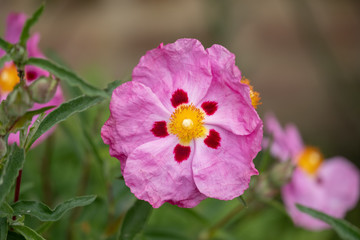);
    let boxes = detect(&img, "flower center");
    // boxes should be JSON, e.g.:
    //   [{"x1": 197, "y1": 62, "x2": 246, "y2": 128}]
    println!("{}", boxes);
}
[
  {"x1": 240, "y1": 76, "x2": 261, "y2": 109},
  {"x1": 297, "y1": 146, "x2": 324, "y2": 175},
  {"x1": 168, "y1": 104, "x2": 207, "y2": 145},
  {"x1": 0, "y1": 63, "x2": 20, "y2": 93}
]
